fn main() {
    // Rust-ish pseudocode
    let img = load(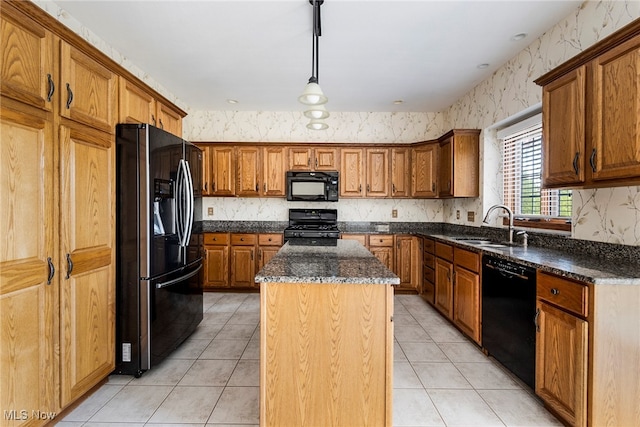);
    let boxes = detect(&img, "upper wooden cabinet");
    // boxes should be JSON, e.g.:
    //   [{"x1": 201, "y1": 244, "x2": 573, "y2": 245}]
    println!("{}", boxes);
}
[
  {"x1": 156, "y1": 100, "x2": 183, "y2": 137},
  {"x1": 438, "y1": 130, "x2": 480, "y2": 198},
  {"x1": 365, "y1": 148, "x2": 389, "y2": 197},
  {"x1": 1, "y1": 6, "x2": 55, "y2": 111},
  {"x1": 411, "y1": 142, "x2": 438, "y2": 198},
  {"x1": 340, "y1": 148, "x2": 365, "y2": 197},
  {"x1": 391, "y1": 147, "x2": 411, "y2": 198},
  {"x1": 60, "y1": 42, "x2": 118, "y2": 134},
  {"x1": 536, "y1": 20, "x2": 640, "y2": 189},
  {"x1": 210, "y1": 146, "x2": 236, "y2": 196},
  {"x1": 262, "y1": 146, "x2": 287, "y2": 197},
  {"x1": 237, "y1": 146, "x2": 261, "y2": 197},
  {"x1": 288, "y1": 146, "x2": 338, "y2": 171}
]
